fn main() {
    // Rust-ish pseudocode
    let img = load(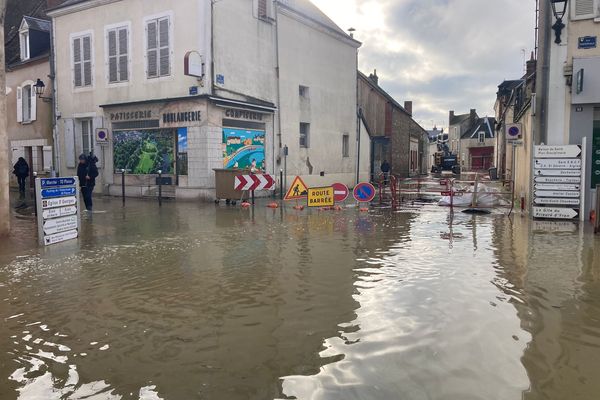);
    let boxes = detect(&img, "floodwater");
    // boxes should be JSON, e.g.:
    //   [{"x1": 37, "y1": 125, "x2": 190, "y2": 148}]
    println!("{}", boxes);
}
[{"x1": 1, "y1": 197, "x2": 599, "y2": 400}]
